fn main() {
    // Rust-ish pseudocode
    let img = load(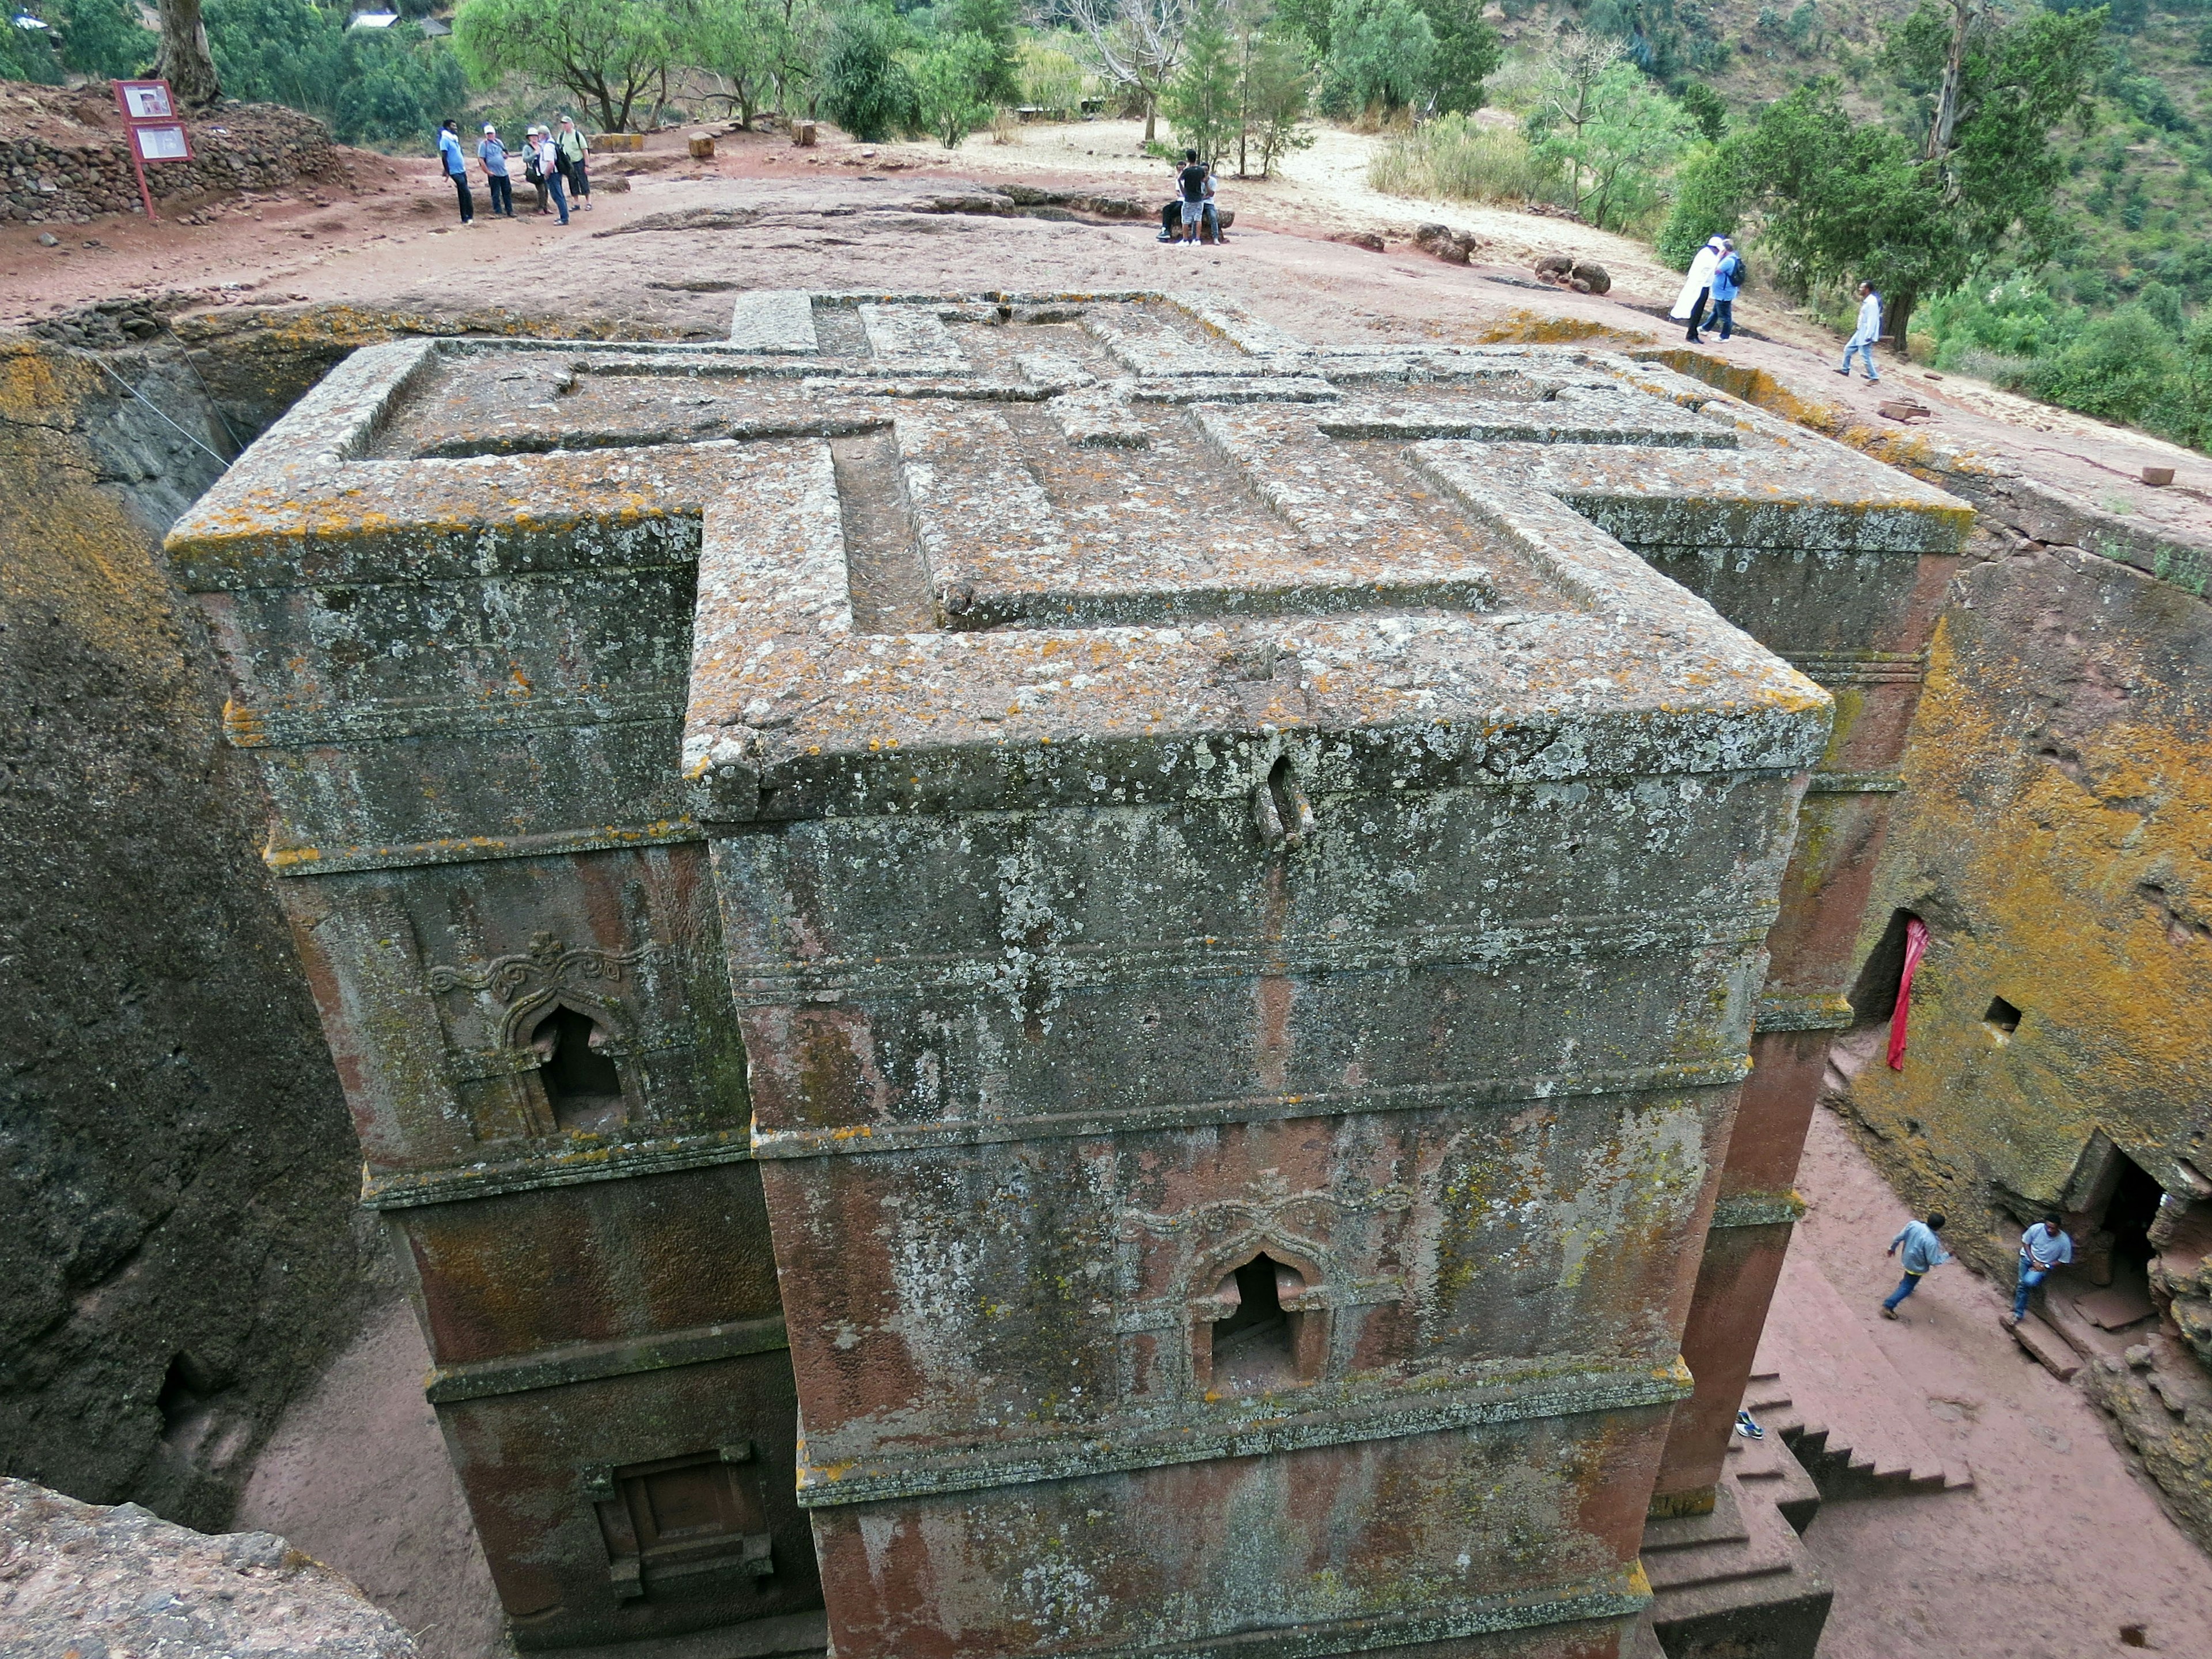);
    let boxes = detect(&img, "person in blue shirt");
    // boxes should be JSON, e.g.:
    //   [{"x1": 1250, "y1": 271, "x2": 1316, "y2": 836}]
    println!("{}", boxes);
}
[
  {"x1": 435, "y1": 119, "x2": 474, "y2": 225},
  {"x1": 1881, "y1": 1211, "x2": 1951, "y2": 1319},
  {"x1": 1707, "y1": 238, "x2": 1744, "y2": 342},
  {"x1": 2005, "y1": 1215, "x2": 2074, "y2": 1324},
  {"x1": 477, "y1": 124, "x2": 514, "y2": 219}
]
